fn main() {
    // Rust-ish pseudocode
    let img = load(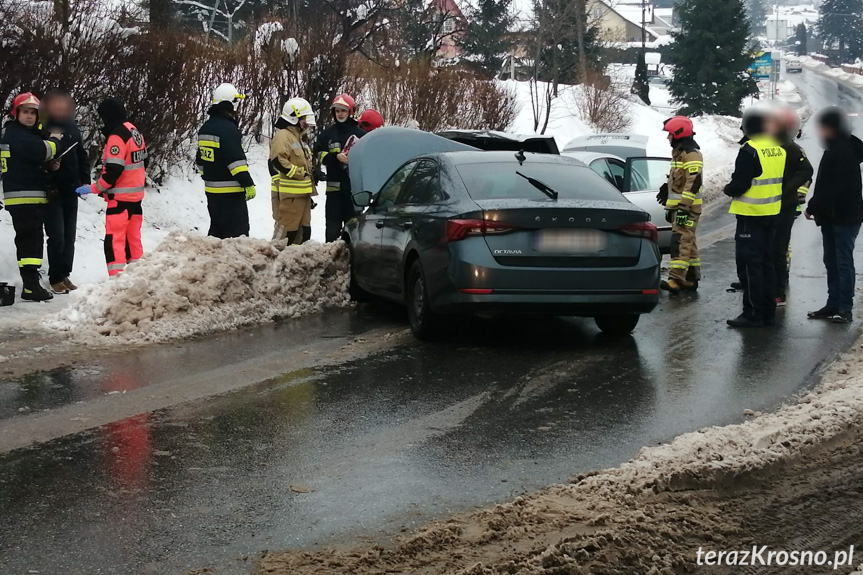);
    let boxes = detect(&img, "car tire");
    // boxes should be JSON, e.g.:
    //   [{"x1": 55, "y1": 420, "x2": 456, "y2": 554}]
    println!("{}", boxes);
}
[
  {"x1": 406, "y1": 259, "x2": 440, "y2": 340},
  {"x1": 594, "y1": 314, "x2": 640, "y2": 336}
]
